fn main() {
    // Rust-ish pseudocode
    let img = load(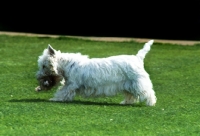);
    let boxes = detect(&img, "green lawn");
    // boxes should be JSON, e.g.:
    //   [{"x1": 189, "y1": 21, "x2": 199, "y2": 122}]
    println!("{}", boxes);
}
[{"x1": 0, "y1": 35, "x2": 200, "y2": 136}]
